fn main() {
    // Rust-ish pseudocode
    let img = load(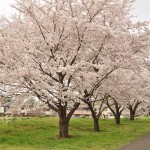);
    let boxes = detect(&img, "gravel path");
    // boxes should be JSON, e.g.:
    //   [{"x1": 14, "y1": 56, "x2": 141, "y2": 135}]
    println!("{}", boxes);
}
[{"x1": 118, "y1": 133, "x2": 150, "y2": 150}]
